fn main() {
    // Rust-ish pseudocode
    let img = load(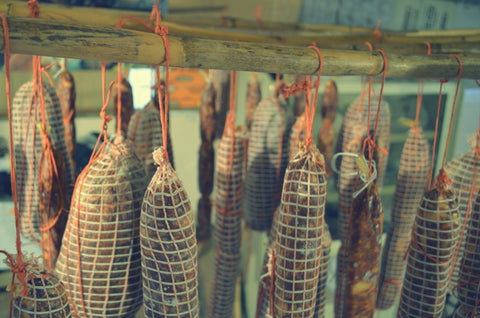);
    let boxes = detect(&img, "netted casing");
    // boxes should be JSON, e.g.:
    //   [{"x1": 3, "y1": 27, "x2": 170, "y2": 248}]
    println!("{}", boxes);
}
[
  {"x1": 56, "y1": 139, "x2": 146, "y2": 317},
  {"x1": 56, "y1": 71, "x2": 76, "y2": 162},
  {"x1": 11, "y1": 264, "x2": 71, "y2": 318},
  {"x1": 208, "y1": 126, "x2": 247, "y2": 317},
  {"x1": 12, "y1": 81, "x2": 75, "y2": 242},
  {"x1": 336, "y1": 182, "x2": 383, "y2": 318},
  {"x1": 245, "y1": 96, "x2": 294, "y2": 231},
  {"x1": 377, "y1": 126, "x2": 430, "y2": 310},
  {"x1": 127, "y1": 100, "x2": 174, "y2": 180},
  {"x1": 398, "y1": 187, "x2": 460, "y2": 317},
  {"x1": 246, "y1": 77, "x2": 262, "y2": 130},
  {"x1": 140, "y1": 148, "x2": 199, "y2": 318},
  {"x1": 289, "y1": 112, "x2": 306, "y2": 160},
  {"x1": 445, "y1": 150, "x2": 480, "y2": 290},
  {"x1": 273, "y1": 144, "x2": 327, "y2": 317},
  {"x1": 314, "y1": 224, "x2": 332, "y2": 318},
  {"x1": 113, "y1": 77, "x2": 134, "y2": 138},
  {"x1": 455, "y1": 190, "x2": 480, "y2": 317}
]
